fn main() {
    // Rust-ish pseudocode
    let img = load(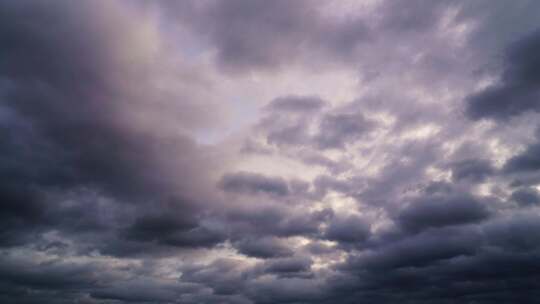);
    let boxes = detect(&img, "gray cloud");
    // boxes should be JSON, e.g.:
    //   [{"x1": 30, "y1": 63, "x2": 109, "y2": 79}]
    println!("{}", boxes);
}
[
  {"x1": 219, "y1": 172, "x2": 290, "y2": 197},
  {"x1": 123, "y1": 213, "x2": 226, "y2": 249},
  {"x1": 253, "y1": 95, "x2": 377, "y2": 151},
  {"x1": 264, "y1": 95, "x2": 327, "y2": 113},
  {"x1": 233, "y1": 237, "x2": 293, "y2": 259},
  {"x1": 467, "y1": 29, "x2": 540, "y2": 120},
  {"x1": 511, "y1": 187, "x2": 540, "y2": 206},
  {"x1": 262, "y1": 256, "x2": 313, "y2": 278},
  {"x1": 451, "y1": 159, "x2": 495, "y2": 182},
  {"x1": 224, "y1": 206, "x2": 331, "y2": 239},
  {"x1": 397, "y1": 193, "x2": 490, "y2": 233},
  {"x1": 315, "y1": 112, "x2": 375, "y2": 150},
  {"x1": 0, "y1": 0, "x2": 227, "y2": 257},
  {"x1": 504, "y1": 141, "x2": 540, "y2": 173},
  {"x1": 324, "y1": 215, "x2": 371, "y2": 244},
  {"x1": 166, "y1": 0, "x2": 371, "y2": 73}
]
